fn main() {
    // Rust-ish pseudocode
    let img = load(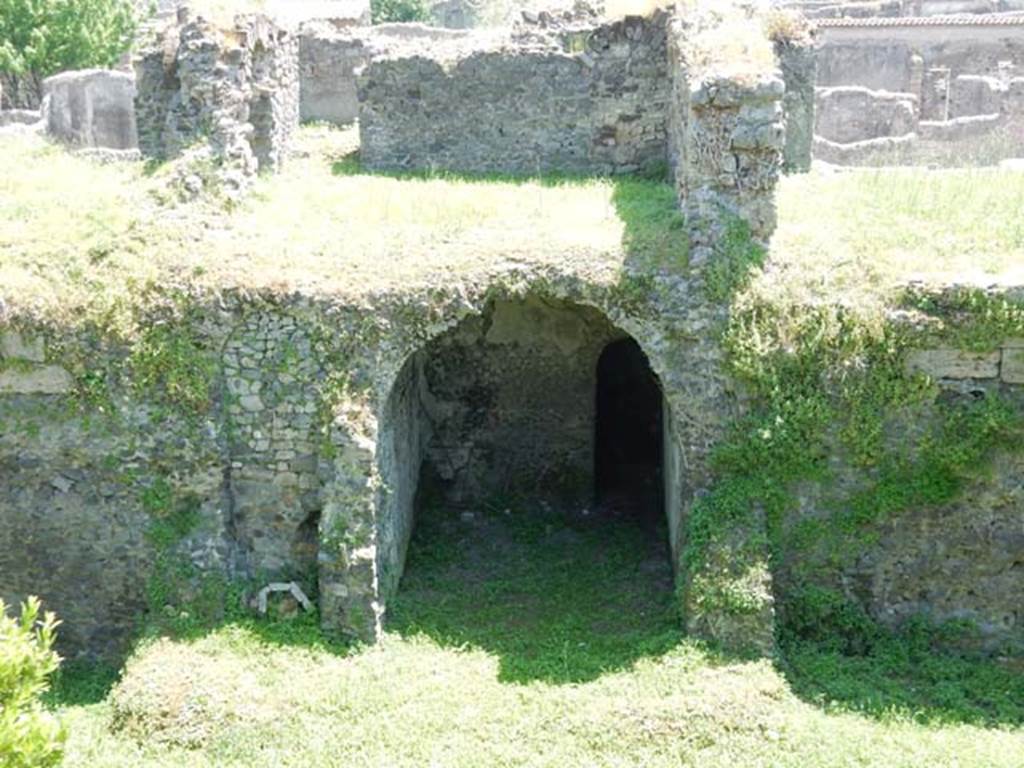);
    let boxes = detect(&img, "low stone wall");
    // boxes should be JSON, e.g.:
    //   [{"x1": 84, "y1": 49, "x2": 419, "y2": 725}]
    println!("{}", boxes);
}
[
  {"x1": 779, "y1": 304, "x2": 1024, "y2": 653},
  {"x1": 43, "y1": 69, "x2": 138, "y2": 150},
  {"x1": 815, "y1": 85, "x2": 917, "y2": 143},
  {"x1": 359, "y1": 12, "x2": 672, "y2": 176}
]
